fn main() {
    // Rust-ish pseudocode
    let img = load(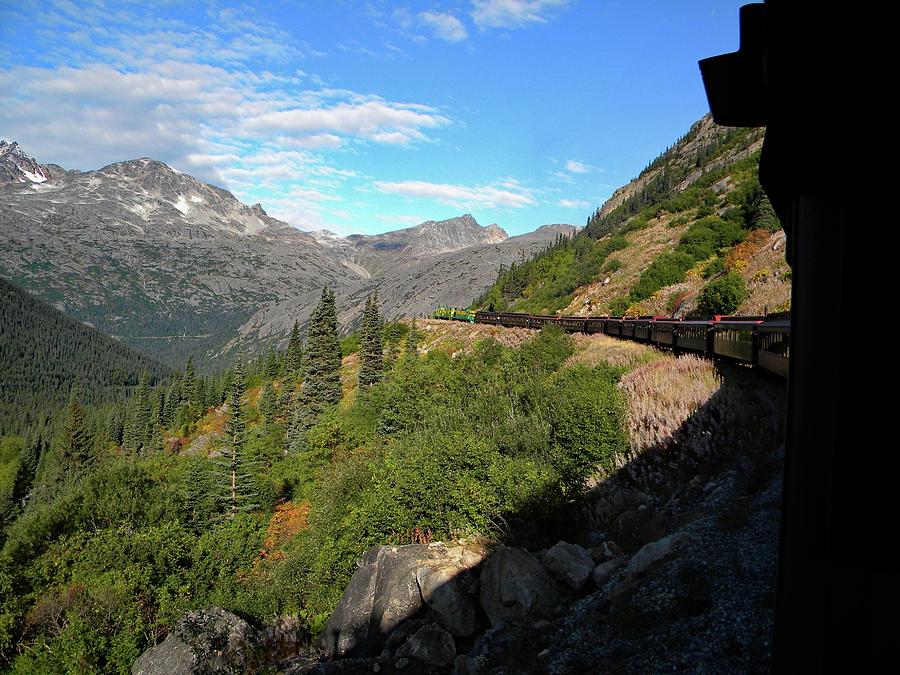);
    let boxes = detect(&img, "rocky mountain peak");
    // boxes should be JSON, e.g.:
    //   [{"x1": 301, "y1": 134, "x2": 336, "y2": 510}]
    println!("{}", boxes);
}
[
  {"x1": 0, "y1": 140, "x2": 55, "y2": 184},
  {"x1": 484, "y1": 223, "x2": 507, "y2": 243}
]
